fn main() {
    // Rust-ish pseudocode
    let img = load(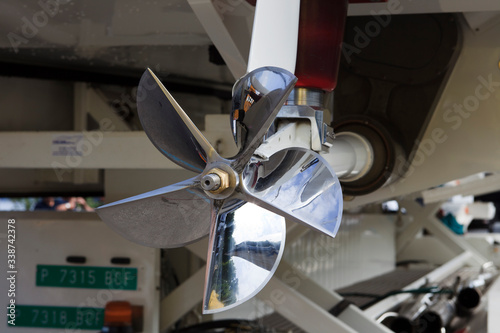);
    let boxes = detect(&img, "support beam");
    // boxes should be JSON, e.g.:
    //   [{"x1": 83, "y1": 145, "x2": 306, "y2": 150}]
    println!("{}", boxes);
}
[
  {"x1": 0, "y1": 115, "x2": 235, "y2": 170},
  {"x1": 0, "y1": 131, "x2": 175, "y2": 170},
  {"x1": 424, "y1": 213, "x2": 488, "y2": 265},
  {"x1": 247, "y1": 0, "x2": 300, "y2": 73},
  {"x1": 74, "y1": 83, "x2": 88, "y2": 131},
  {"x1": 422, "y1": 173, "x2": 500, "y2": 204},
  {"x1": 187, "y1": 238, "x2": 391, "y2": 332},
  {"x1": 275, "y1": 261, "x2": 392, "y2": 333},
  {"x1": 159, "y1": 267, "x2": 205, "y2": 331},
  {"x1": 400, "y1": 199, "x2": 488, "y2": 265},
  {"x1": 78, "y1": 83, "x2": 131, "y2": 131},
  {"x1": 396, "y1": 201, "x2": 441, "y2": 254},
  {"x1": 260, "y1": 278, "x2": 356, "y2": 333},
  {"x1": 187, "y1": 0, "x2": 250, "y2": 79}
]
